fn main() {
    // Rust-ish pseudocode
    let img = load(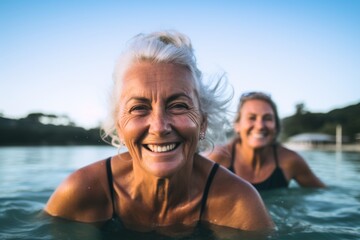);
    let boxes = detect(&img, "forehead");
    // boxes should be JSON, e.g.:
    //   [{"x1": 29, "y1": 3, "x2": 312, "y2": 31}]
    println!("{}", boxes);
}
[
  {"x1": 241, "y1": 99, "x2": 274, "y2": 114},
  {"x1": 120, "y1": 62, "x2": 197, "y2": 100}
]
